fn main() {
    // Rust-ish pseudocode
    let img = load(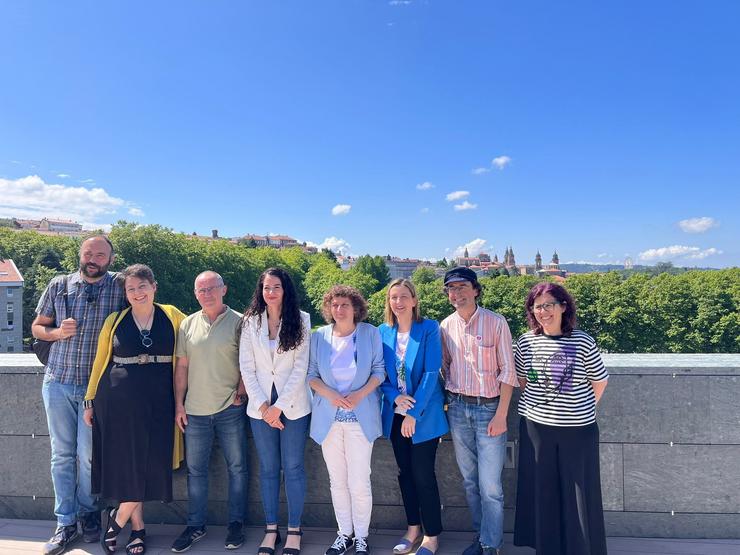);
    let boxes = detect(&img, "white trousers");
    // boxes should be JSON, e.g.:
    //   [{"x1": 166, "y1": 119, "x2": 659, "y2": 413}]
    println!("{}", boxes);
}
[{"x1": 321, "y1": 421, "x2": 374, "y2": 538}]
